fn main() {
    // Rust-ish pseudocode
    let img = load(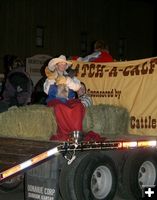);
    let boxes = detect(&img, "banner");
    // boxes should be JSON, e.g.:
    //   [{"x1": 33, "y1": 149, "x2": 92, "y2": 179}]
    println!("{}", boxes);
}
[{"x1": 72, "y1": 57, "x2": 157, "y2": 136}]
